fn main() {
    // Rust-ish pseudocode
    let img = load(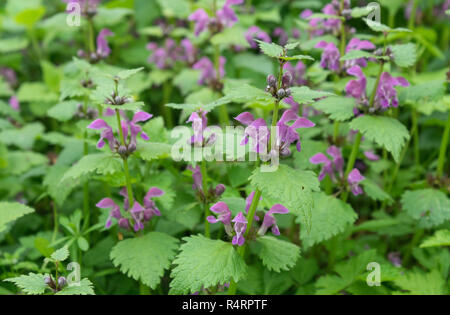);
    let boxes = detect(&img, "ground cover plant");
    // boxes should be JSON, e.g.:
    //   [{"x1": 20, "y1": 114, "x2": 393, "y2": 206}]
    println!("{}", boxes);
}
[{"x1": 0, "y1": 0, "x2": 449, "y2": 296}]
